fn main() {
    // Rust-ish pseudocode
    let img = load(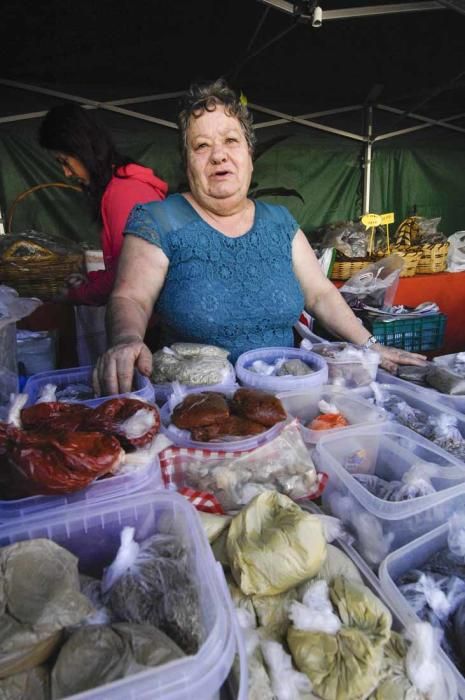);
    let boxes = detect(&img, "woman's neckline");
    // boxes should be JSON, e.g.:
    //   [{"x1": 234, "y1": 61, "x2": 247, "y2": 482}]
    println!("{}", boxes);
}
[{"x1": 179, "y1": 192, "x2": 257, "y2": 239}]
